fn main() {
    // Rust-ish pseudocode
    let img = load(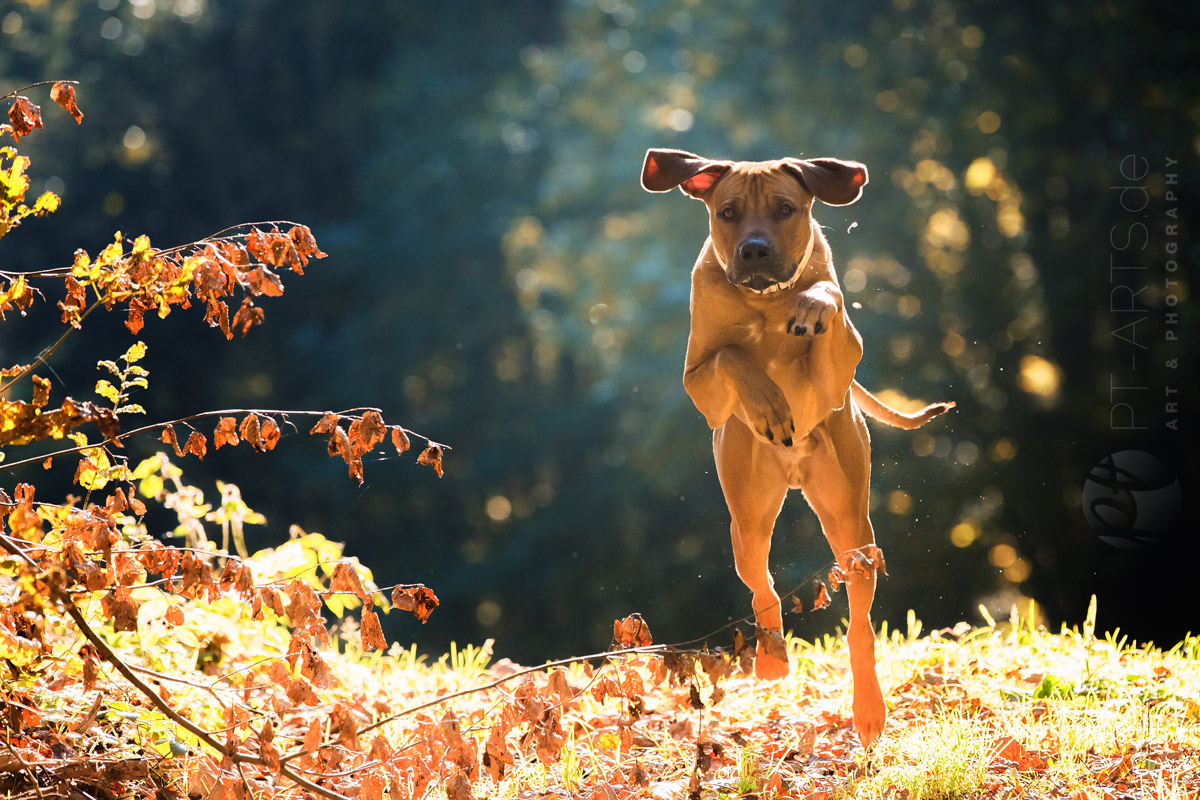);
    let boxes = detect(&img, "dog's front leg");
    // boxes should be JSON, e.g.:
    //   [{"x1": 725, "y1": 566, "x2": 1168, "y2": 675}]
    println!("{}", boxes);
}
[
  {"x1": 786, "y1": 280, "x2": 842, "y2": 338},
  {"x1": 684, "y1": 345, "x2": 796, "y2": 446}
]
